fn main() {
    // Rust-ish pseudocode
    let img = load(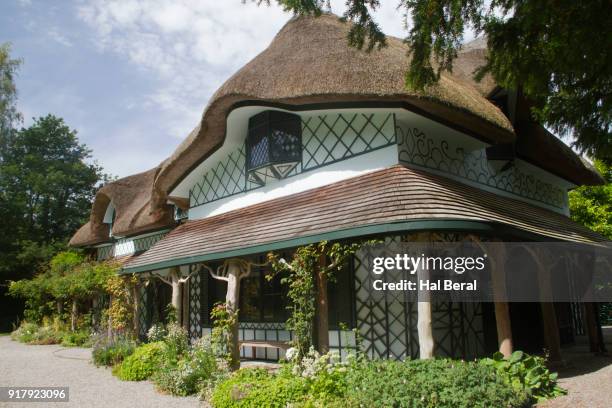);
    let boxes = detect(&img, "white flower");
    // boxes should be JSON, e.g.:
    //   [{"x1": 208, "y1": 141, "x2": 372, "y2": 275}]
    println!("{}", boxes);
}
[
  {"x1": 147, "y1": 323, "x2": 166, "y2": 342},
  {"x1": 285, "y1": 347, "x2": 298, "y2": 361}
]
